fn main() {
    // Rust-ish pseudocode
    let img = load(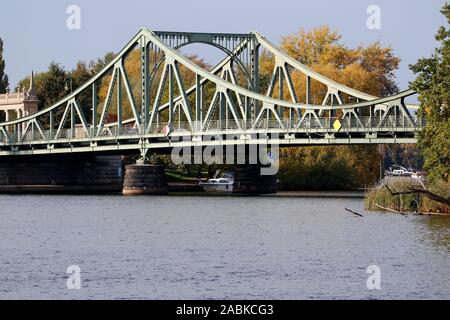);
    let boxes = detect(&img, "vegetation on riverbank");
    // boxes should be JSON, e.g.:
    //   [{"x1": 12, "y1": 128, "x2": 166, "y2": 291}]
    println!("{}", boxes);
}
[
  {"x1": 165, "y1": 169, "x2": 199, "y2": 183},
  {"x1": 278, "y1": 145, "x2": 381, "y2": 190},
  {"x1": 365, "y1": 179, "x2": 449, "y2": 214},
  {"x1": 365, "y1": 3, "x2": 450, "y2": 215}
]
